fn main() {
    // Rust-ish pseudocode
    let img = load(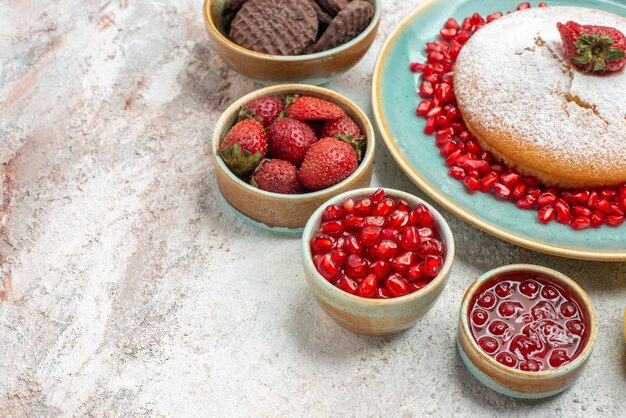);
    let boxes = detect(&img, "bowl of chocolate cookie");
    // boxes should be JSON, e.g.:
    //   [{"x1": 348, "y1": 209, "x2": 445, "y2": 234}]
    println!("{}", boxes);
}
[{"x1": 204, "y1": 0, "x2": 381, "y2": 85}]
